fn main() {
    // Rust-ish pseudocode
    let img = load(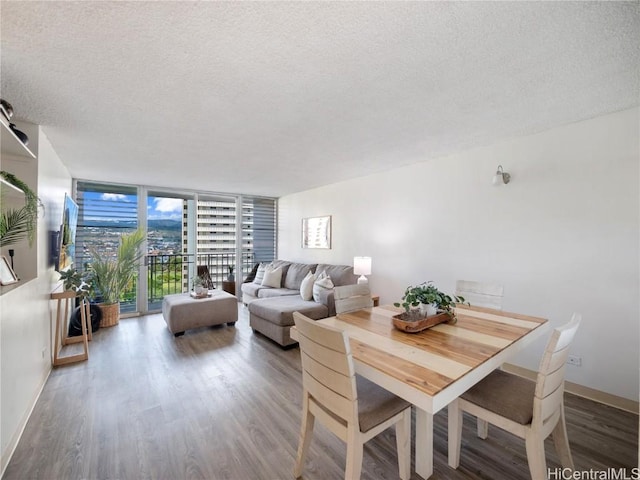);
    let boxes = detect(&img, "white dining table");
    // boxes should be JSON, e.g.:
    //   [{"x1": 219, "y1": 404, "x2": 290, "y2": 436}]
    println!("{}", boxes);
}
[{"x1": 293, "y1": 304, "x2": 549, "y2": 479}]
